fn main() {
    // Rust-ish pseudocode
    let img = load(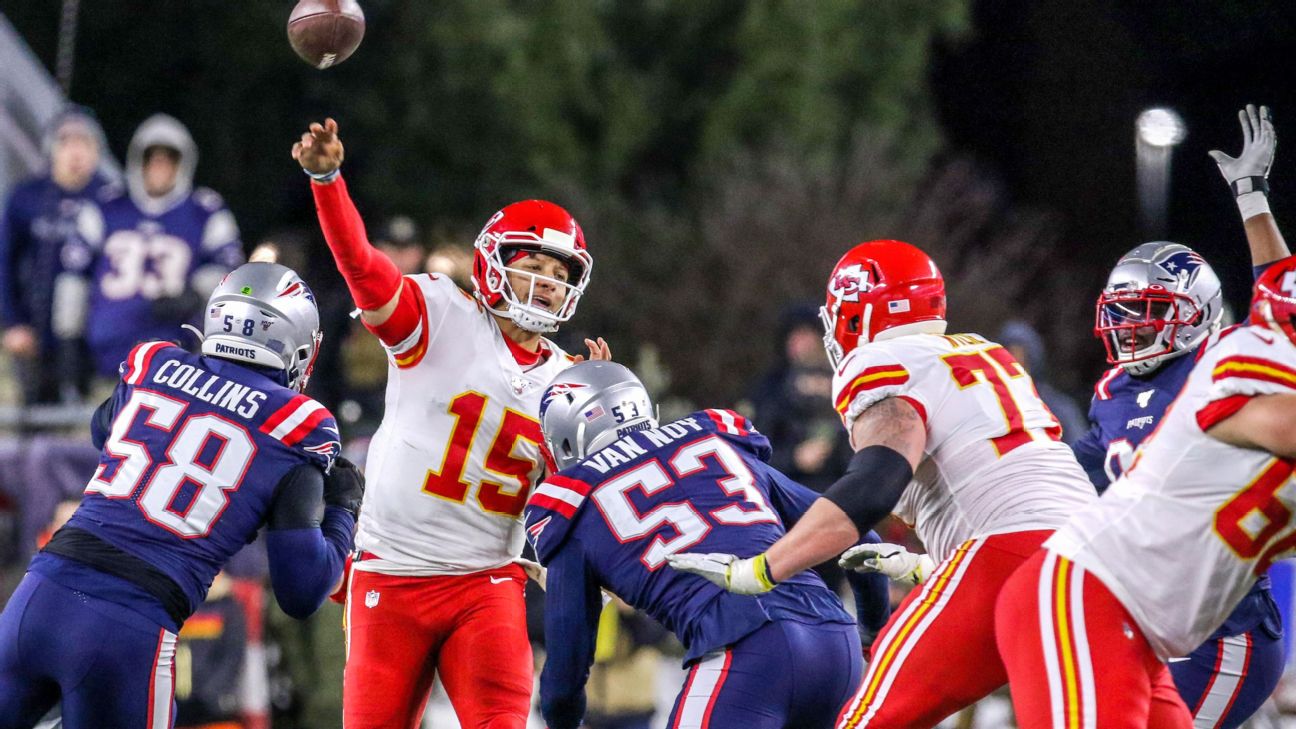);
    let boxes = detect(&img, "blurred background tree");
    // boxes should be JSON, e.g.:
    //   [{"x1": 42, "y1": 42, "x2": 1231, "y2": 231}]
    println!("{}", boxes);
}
[{"x1": 8, "y1": 2, "x2": 1135, "y2": 408}]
